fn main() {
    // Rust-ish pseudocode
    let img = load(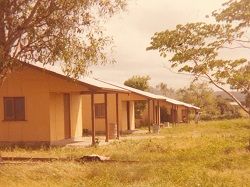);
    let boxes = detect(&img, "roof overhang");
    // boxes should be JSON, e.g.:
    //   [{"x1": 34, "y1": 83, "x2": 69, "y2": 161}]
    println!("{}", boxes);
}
[{"x1": 21, "y1": 62, "x2": 129, "y2": 93}]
